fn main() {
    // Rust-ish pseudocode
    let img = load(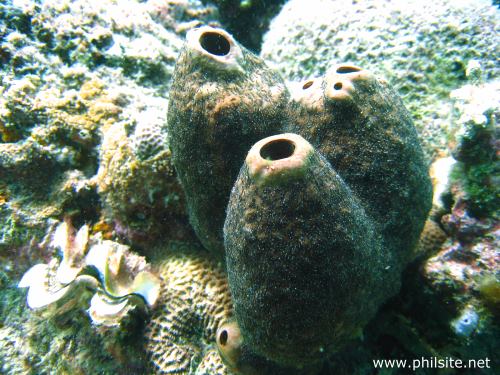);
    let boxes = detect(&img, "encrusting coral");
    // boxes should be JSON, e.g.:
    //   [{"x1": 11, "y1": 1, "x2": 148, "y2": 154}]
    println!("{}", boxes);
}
[
  {"x1": 144, "y1": 249, "x2": 233, "y2": 374},
  {"x1": 96, "y1": 111, "x2": 191, "y2": 247}
]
